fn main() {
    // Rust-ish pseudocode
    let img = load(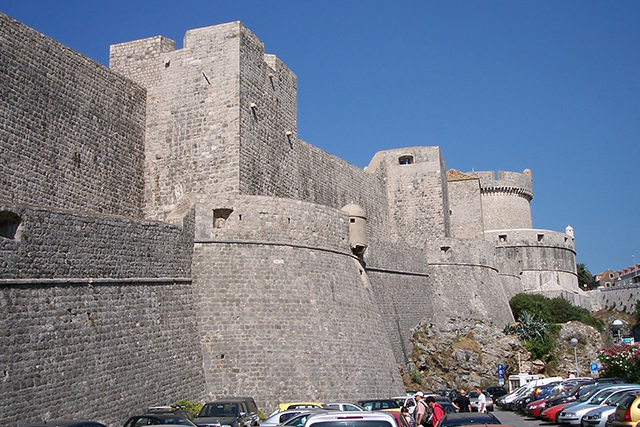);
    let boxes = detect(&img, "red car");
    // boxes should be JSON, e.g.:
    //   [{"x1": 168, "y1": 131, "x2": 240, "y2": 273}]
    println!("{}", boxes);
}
[
  {"x1": 540, "y1": 403, "x2": 570, "y2": 423},
  {"x1": 526, "y1": 398, "x2": 547, "y2": 418}
]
